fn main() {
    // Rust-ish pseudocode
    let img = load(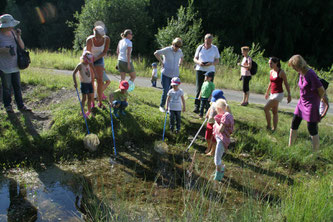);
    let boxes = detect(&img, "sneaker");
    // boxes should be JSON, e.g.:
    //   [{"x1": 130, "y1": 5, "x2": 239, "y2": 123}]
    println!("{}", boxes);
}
[
  {"x1": 214, "y1": 165, "x2": 225, "y2": 182},
  {"x1": 85, "y1": 111, "x2": 91, "y2": 118},
  {"x1": 193, "y1": 107, "x2": 199, "y2": 113},
  {"x1": 91, "y1": 102, "x2": 95, "y2": 108},
  {"x1": 5, "y1": 106, "x2": 14, "y2": 113},
  {"x1": 159, "y1": 106, "x2": 165, "y2": 113},
  {"x1": 18, "y1": 105, "x2": 31, "y2": 112}
]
